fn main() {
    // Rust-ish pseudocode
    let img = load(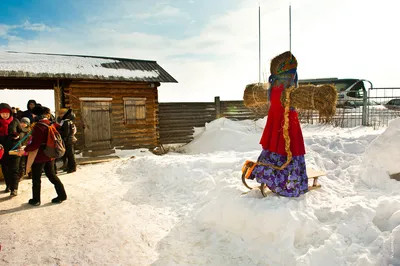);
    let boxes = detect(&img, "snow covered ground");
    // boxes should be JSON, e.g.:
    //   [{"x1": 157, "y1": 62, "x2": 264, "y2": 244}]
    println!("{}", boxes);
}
[{"x1": 1, "y1": 117, "x2": 400, "y2": 266}]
